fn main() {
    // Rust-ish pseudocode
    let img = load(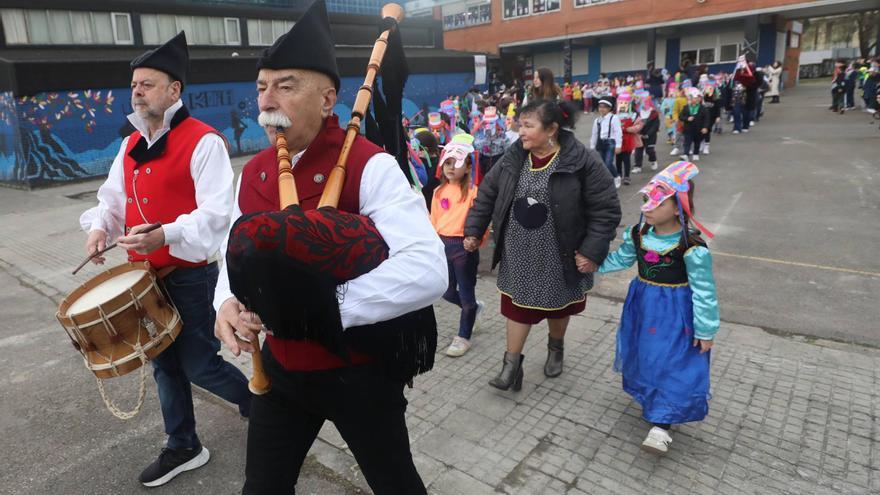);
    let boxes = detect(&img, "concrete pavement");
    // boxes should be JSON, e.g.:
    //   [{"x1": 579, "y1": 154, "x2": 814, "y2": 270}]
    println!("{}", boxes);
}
[{"x1": 574, "y1": 80, "x2": 880, "y2": 347}]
